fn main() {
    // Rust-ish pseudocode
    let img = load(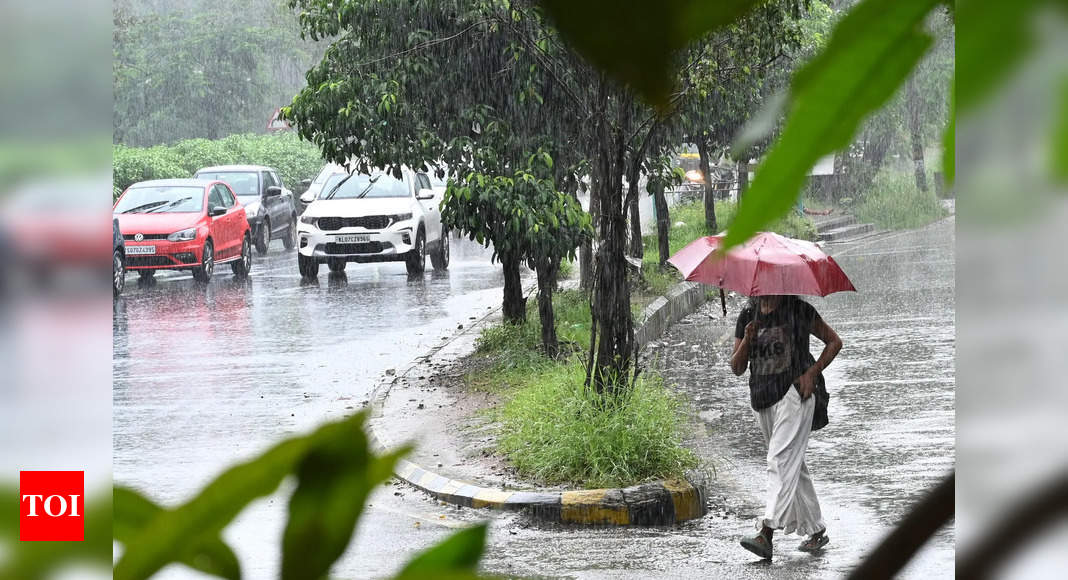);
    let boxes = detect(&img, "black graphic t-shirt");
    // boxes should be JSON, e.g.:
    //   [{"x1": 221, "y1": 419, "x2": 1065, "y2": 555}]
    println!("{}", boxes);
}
[{"x1": 734, "y1": 298, "x2": 820, "y2": 410}]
